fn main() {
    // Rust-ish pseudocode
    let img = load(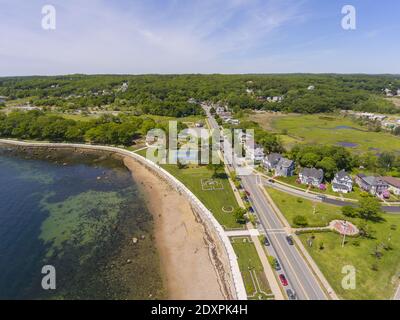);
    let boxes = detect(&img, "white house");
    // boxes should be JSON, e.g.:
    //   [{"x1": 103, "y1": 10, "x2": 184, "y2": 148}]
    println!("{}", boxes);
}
[
  {"x1": 246, "y1": 144, "x2": 264, "y2": 162},
  {"x1": 299, "y1": 168, "x2": 324, "y2": 187},
  {"x1": 229, "y1": 119, "x2": 240, "y2": 125},
  {"x1": 307, "y1": 85, "x2": 315, "y2": 91},
  {"x1": 332, "y1": 170, "x2": 353, "y2": 193}
]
